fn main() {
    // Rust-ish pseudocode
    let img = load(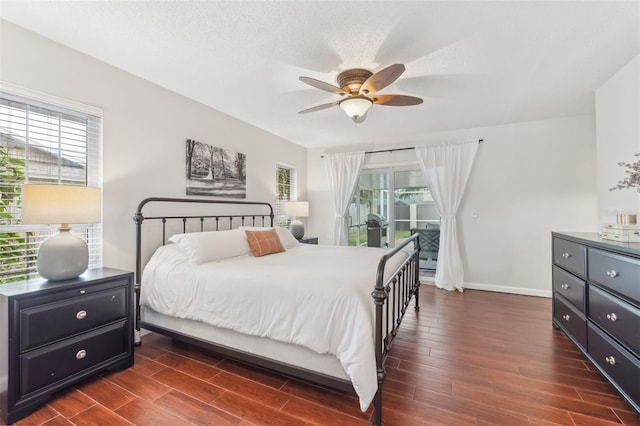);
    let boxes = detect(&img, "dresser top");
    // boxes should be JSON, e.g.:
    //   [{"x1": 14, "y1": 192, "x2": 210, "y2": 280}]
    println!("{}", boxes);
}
[
  {"x1": 0, "y1": 267, "x2": 132, "y2": 297},
  {"x1": 553, "y1": 232, "x2": 640, "y2": 257}
]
